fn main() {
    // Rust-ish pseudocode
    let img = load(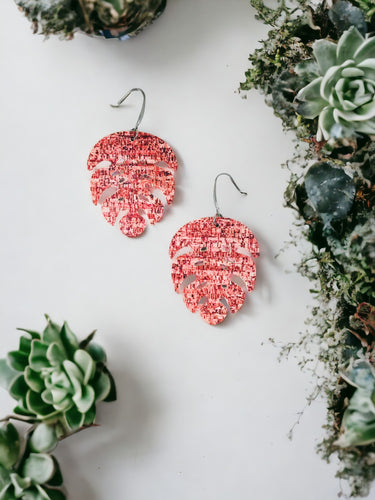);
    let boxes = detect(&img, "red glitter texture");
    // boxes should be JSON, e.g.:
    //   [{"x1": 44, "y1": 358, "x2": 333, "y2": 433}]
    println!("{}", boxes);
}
[
  {"x1": 87, "y1": 131, "x2": 178, "y2": 237},
  {"x1": 169, "y1": 217, "x2": 260, "y2": 325}
]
